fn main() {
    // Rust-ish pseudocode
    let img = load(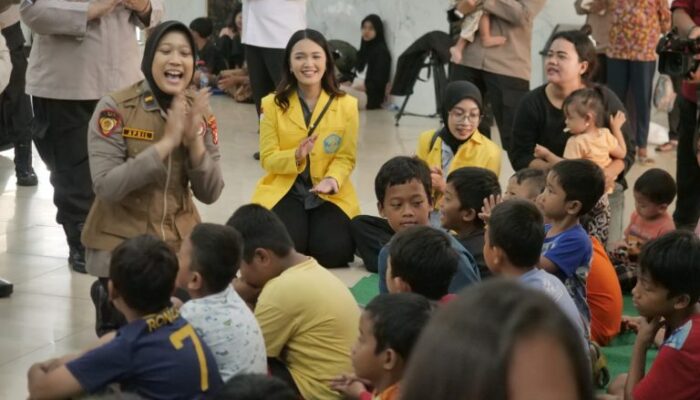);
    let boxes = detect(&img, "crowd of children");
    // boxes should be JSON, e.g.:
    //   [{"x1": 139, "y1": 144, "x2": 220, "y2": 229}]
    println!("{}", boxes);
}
[{"x1": 20, "y1": 13, "x2": 700, "y2": 400}]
